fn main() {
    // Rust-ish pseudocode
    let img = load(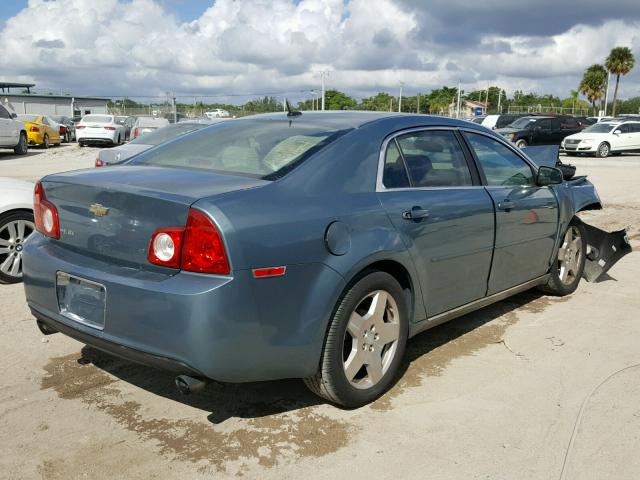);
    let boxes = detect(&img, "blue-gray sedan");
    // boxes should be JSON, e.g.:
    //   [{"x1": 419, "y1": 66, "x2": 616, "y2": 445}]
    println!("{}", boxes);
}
[{"x1": 23, "y1": 112, "x2": 630, "y2": 407}]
